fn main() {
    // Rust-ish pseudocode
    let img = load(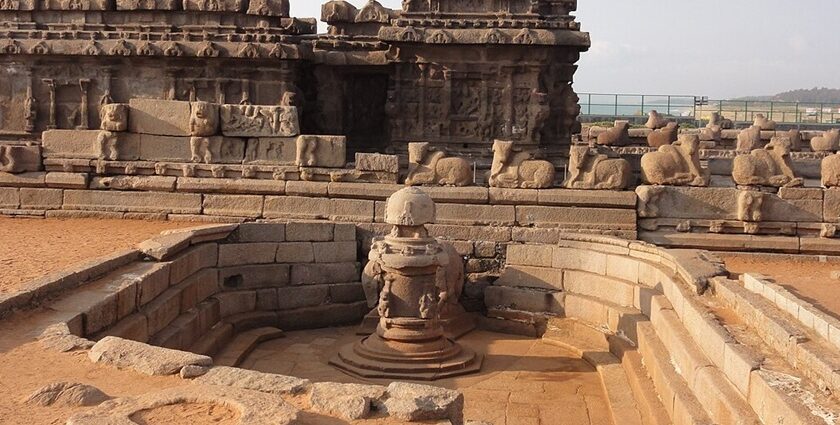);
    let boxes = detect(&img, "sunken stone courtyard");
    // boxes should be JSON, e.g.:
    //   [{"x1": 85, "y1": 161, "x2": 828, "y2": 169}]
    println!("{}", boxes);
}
[{"x1": 1, "y1": 0, "x2": 840, "y2": 424}]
